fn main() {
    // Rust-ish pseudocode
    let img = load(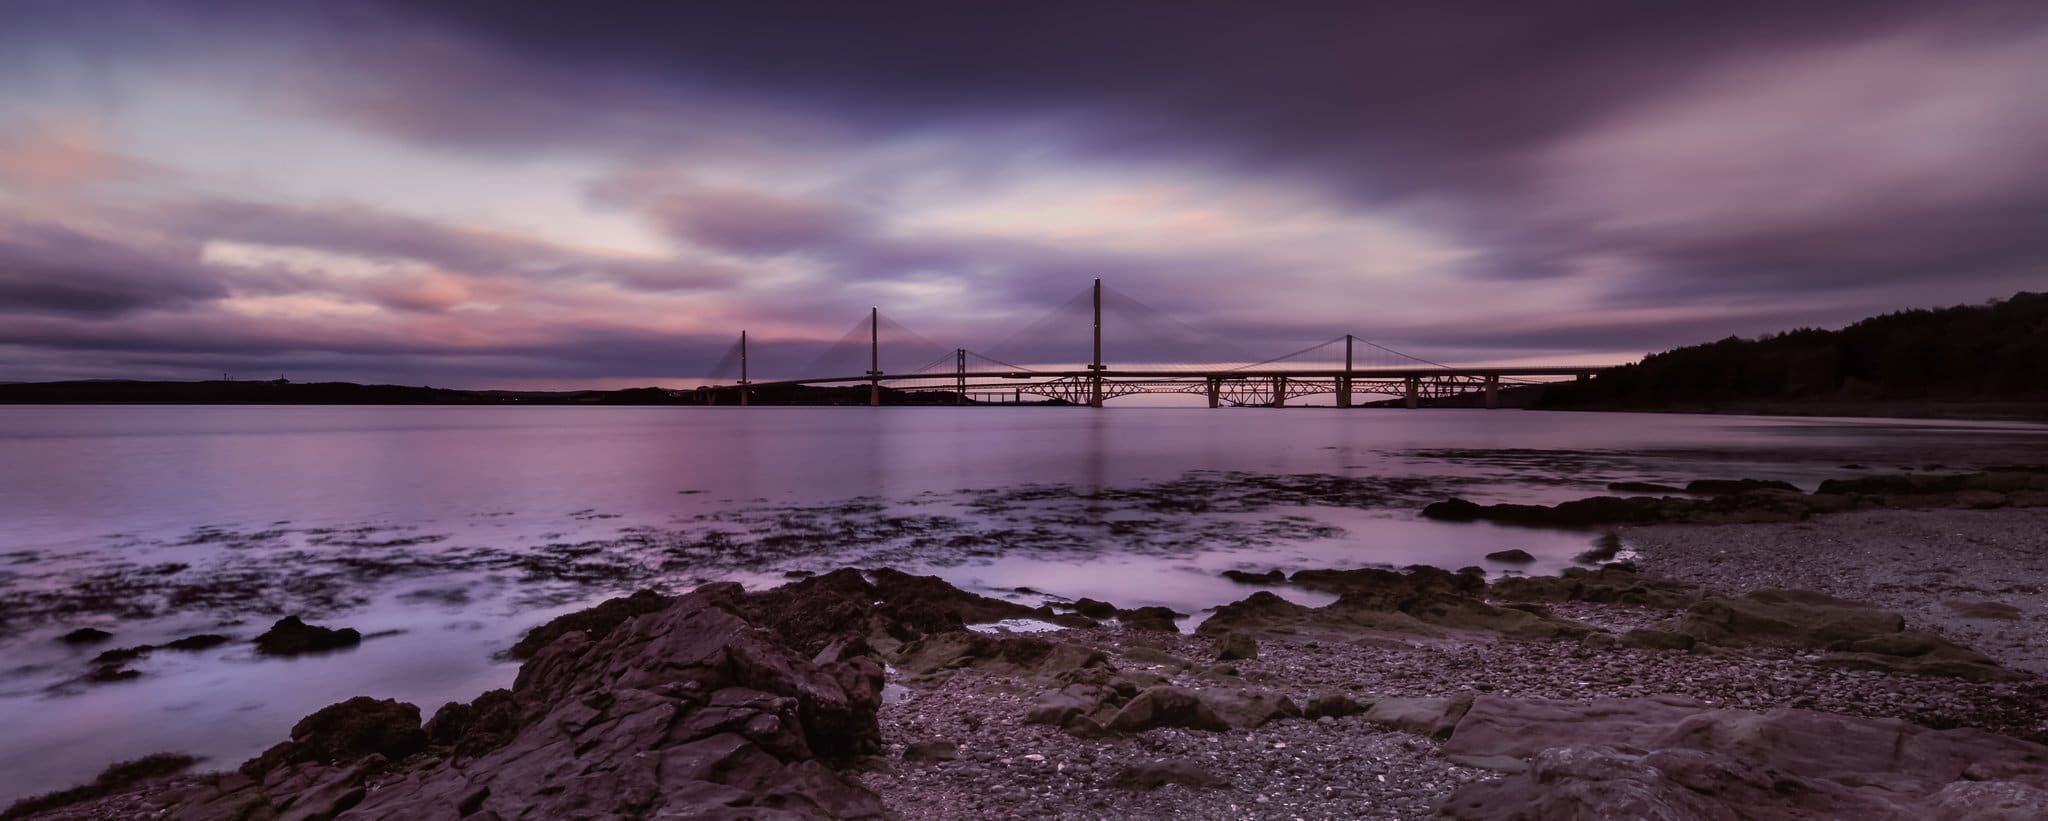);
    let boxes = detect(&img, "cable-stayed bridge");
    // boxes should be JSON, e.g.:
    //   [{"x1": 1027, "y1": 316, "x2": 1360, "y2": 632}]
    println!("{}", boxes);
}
[{"x1": 696, "y1": 280, "x2": 1606, "y2": 408}]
